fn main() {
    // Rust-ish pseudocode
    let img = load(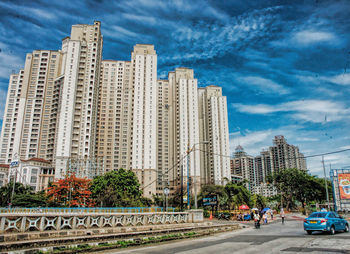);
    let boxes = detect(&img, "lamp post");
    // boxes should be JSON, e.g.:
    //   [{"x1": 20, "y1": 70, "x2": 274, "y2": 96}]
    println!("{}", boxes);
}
[{"x1": 186, "y1": 141, "x2": 209, "y2": 210}]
